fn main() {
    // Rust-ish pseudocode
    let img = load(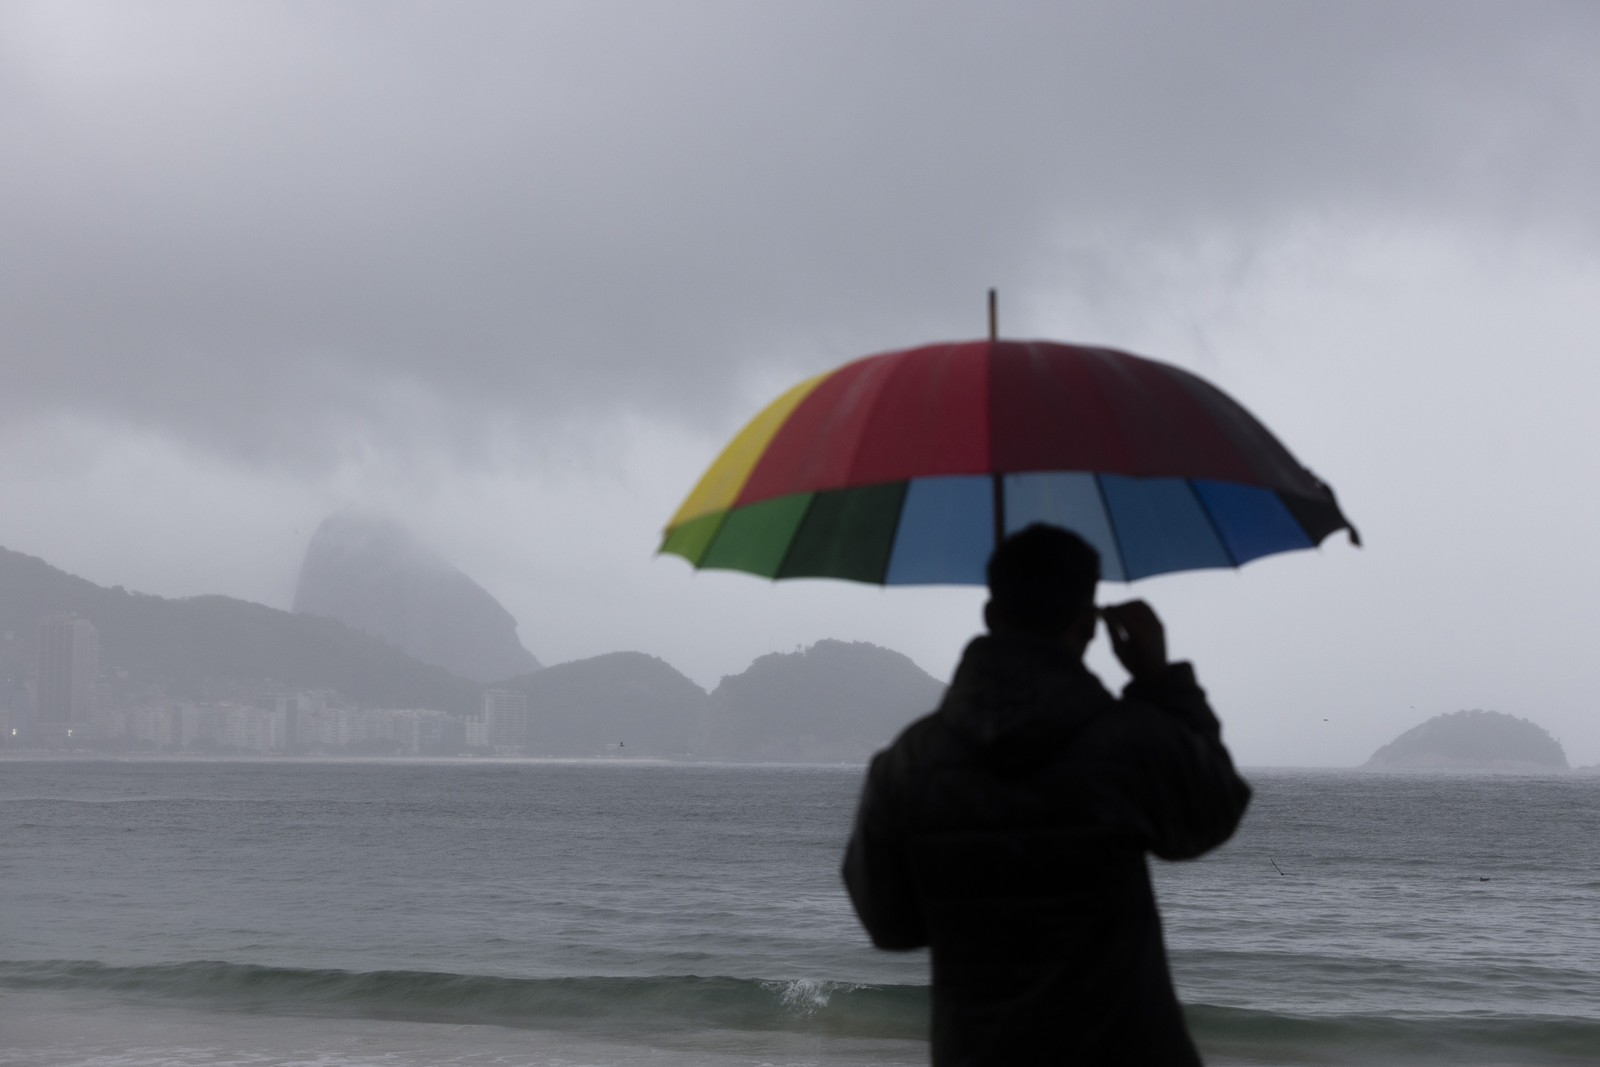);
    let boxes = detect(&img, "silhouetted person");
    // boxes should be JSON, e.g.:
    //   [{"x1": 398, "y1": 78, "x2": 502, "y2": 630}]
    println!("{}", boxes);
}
[{"x1": 843, "y1": 524, "x2": 1251, "y2": 1065}]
